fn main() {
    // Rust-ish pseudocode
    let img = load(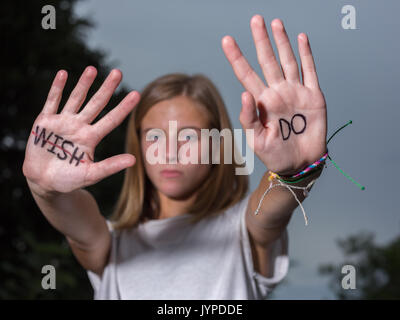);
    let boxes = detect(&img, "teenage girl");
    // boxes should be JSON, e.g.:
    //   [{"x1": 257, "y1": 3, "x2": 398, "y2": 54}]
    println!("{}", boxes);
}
[{"x1": 22, "y1": 15, "x2": 327, "y2": 299}]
